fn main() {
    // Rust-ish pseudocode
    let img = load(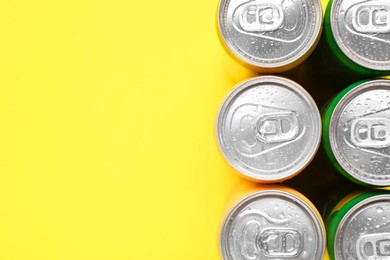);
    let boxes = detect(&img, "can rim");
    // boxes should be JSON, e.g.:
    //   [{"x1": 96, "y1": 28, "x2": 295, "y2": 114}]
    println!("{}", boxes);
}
[
  {"x1": 329, "y1": 79, "x2": 390, "y2": 186},
  {"x1": 217, "y1": 0, "x2": 323, "y2": 71},
  {"x1": 332, "y1": 193, "x2": 390, "y2": 259},
  {"x1": 219, "y1": 189, "x2": 326, "y2": 260},
  {"x1": 330, "y1": 0, "x2": 390, "y2": 71},
  {"x1": 216, "y1": 76, "x2": 322, "y2": 182}
]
